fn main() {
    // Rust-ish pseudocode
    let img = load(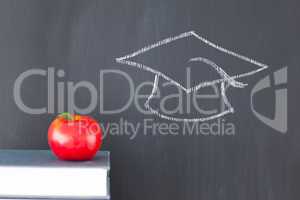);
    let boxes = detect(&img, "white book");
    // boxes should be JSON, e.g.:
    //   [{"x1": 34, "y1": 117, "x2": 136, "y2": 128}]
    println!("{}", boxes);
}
[{"x1": 0, "y1": 150, "x2": 110, "y2": 199}]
